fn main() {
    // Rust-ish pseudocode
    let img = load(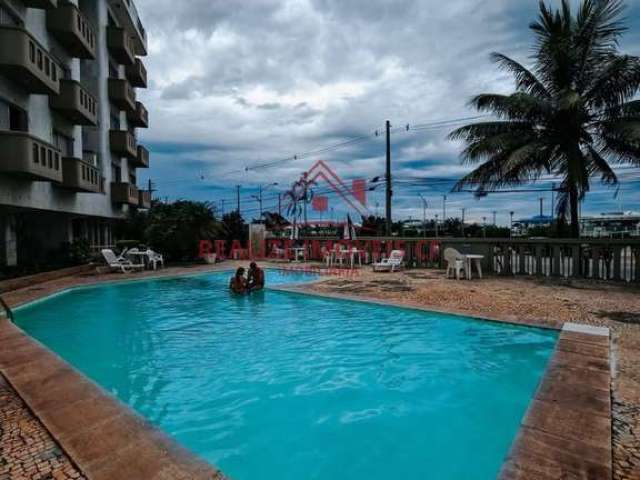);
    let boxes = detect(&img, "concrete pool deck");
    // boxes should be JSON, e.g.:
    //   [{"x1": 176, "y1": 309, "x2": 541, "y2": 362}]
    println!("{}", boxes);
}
[{"x1": 0, "y1": 262, "x2": 632, "y2": 479}]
